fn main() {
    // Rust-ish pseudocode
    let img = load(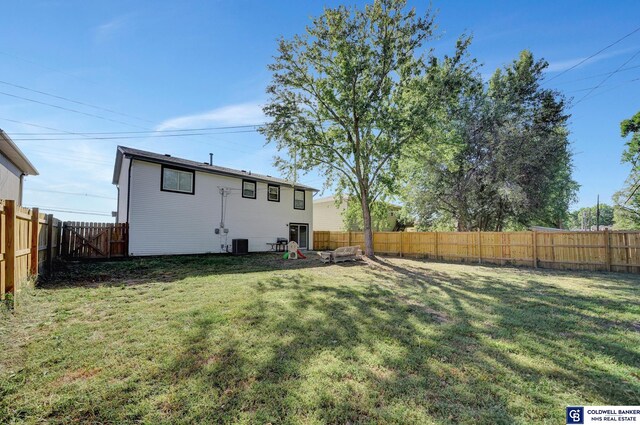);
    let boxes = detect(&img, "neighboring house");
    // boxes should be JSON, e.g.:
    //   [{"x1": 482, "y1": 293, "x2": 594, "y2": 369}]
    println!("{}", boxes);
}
[
  {"x1": 0, "y1": 130, "x2": 38, "y2": 204},
  {"x1": 112, "y1": 146, "x2": 317, "y2": 256},
  {"x1": 313, "y1": 196, "x2": 403, "y2": 231}
]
